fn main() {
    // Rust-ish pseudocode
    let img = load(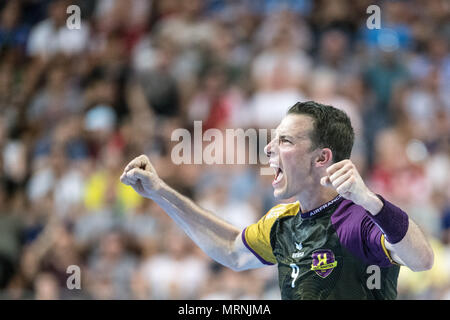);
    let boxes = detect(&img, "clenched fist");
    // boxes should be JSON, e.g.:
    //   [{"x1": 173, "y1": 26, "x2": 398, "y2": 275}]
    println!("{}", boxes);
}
[
  {"x1": 120, "y1": 155, "x2": 162, "y2": 198},
  {"x1": 320, "y1": 159, "x2": 383, "y2": 215}
]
